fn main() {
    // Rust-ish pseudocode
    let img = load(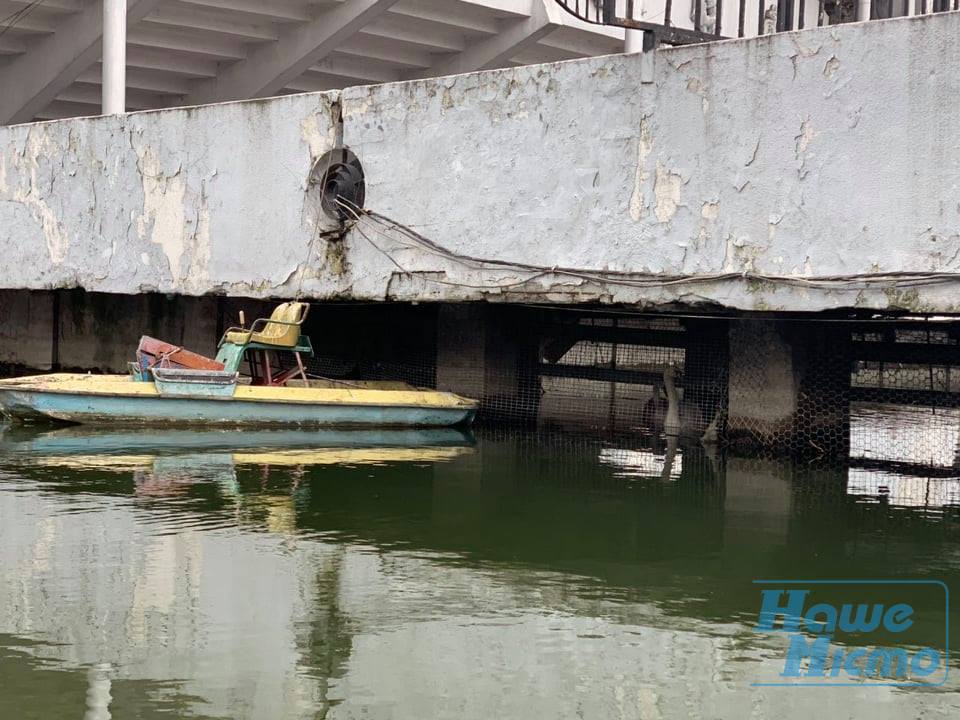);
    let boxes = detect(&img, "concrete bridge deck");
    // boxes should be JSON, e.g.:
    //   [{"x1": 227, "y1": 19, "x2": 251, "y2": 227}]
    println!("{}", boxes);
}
[{"x1": 1, "y1": 12, "x2": 959, "y2": 313}]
